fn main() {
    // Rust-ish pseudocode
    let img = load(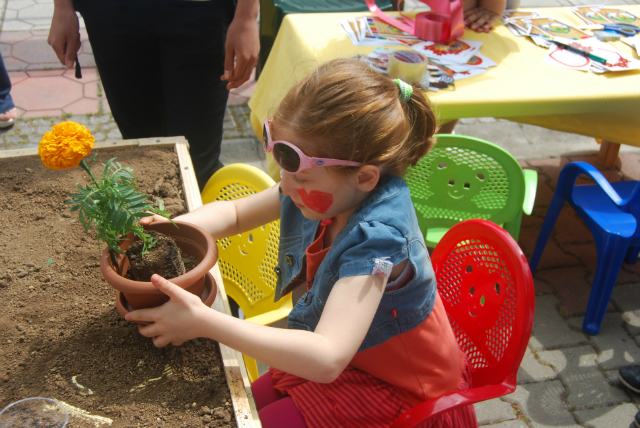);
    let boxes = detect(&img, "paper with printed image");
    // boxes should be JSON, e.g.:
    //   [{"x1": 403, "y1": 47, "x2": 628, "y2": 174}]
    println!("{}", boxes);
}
[
  {"x1": 571, "y1": 6, "x2": 612, "y2": 25},
  {"x1": 412, "y1": 39, "x2": 483, "y2": 64}
]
